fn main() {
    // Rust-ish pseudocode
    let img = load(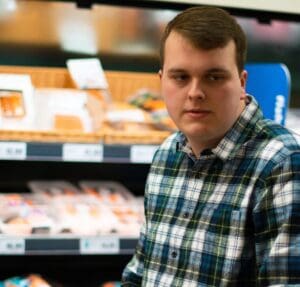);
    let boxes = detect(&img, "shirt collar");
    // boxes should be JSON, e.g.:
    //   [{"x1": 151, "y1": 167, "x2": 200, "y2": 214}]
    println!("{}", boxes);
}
[{"x1": 176, "y1": 95, "x2": 264, "y2": 161}]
